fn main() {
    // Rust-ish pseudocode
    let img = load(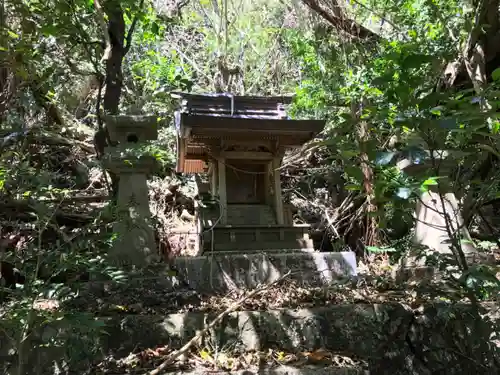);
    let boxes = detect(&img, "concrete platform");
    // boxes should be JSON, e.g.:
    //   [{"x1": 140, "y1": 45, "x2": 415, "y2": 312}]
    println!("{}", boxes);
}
[{"x1": 172, "y1": 251, "x2": 357, "y2": 292}]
